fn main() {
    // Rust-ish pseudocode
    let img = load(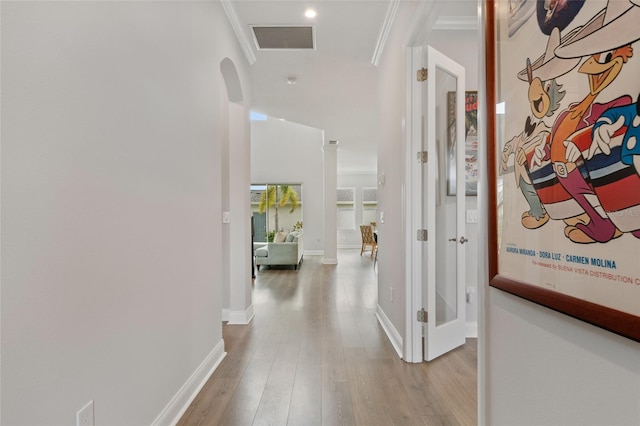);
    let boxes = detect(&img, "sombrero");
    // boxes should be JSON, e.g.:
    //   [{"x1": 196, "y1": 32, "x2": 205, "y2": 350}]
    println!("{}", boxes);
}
[
  {"x1": 517, "y1": 27, "x2": 581, "y2": 82},
  {"x1": 555, "y1": 0, "x2": 640, "y2": 59}
]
